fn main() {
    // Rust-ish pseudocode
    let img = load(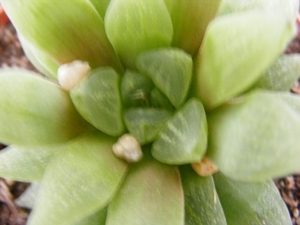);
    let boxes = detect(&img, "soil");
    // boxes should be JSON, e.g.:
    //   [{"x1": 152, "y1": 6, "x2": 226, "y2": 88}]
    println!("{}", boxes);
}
[{"x1": 1, "y1": 15, "x2": 300, "y2": 225}]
